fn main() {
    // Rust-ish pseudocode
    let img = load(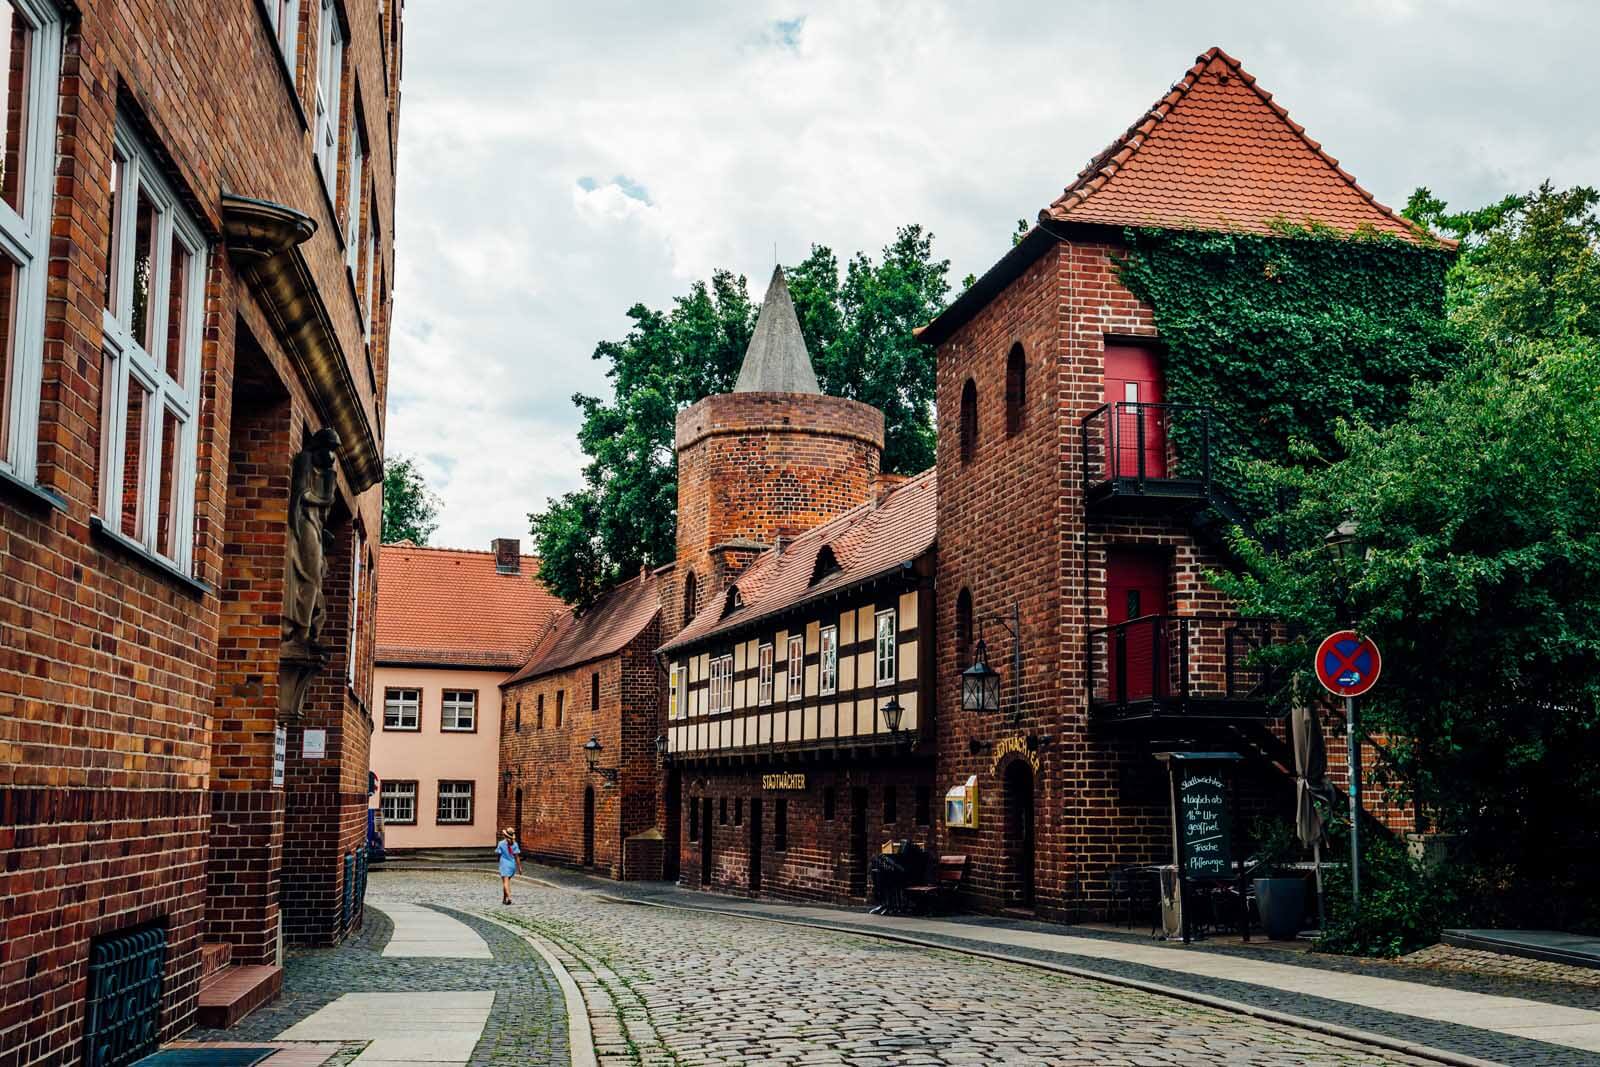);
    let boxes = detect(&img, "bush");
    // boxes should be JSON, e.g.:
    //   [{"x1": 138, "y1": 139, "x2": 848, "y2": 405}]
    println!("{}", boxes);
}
[{"x1": 1314, "y1": 827, "x2": 1460, "y2": 958}]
